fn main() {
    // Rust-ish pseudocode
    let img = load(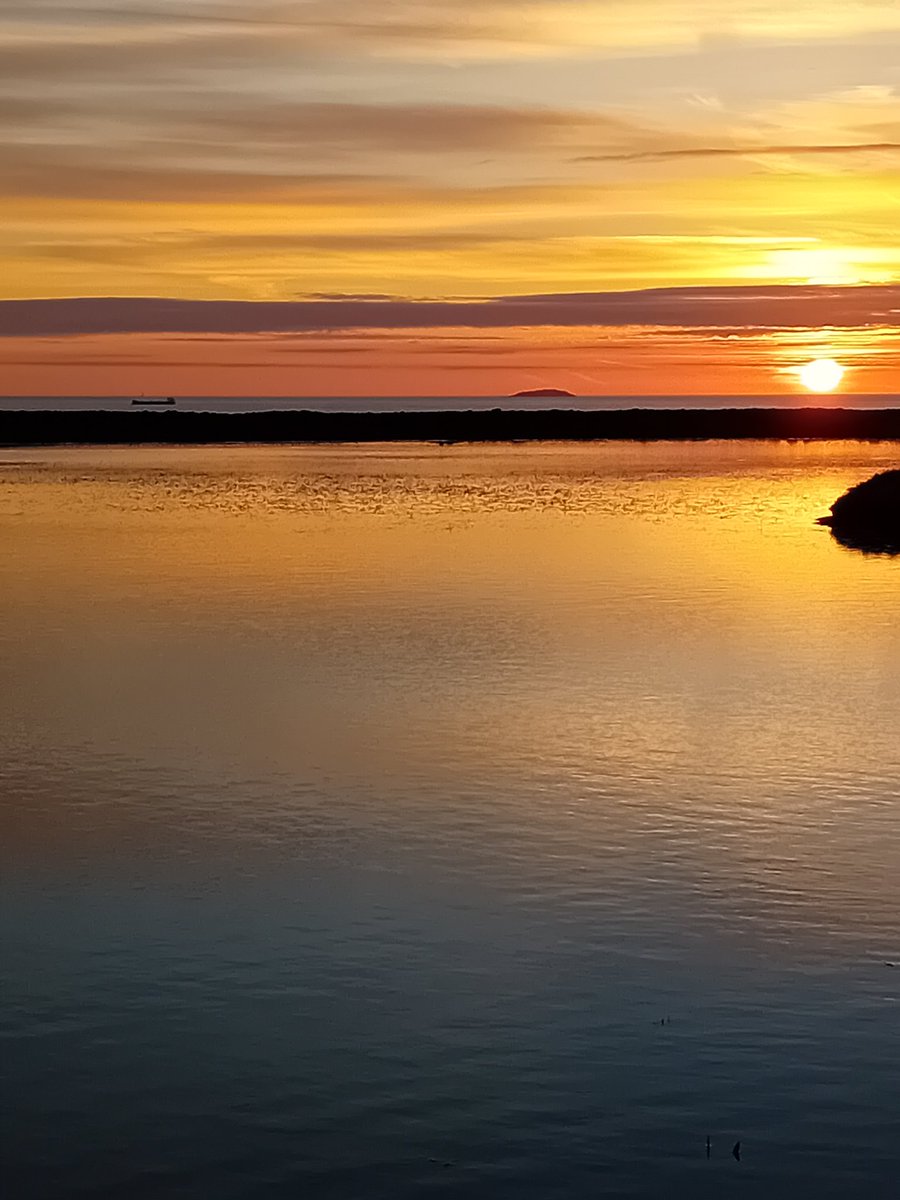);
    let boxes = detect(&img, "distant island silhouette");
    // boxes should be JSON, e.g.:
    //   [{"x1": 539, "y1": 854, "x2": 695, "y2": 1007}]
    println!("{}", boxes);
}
[
  {"x1": 819, "y1": 469, "x2": 900, "y2": 554},
  {"x1": 510, "y1": 388, "x2": 575, "y2": 398},
  {"x1": 5, "y1": 408, "x2": 900, "y2": 447}
]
